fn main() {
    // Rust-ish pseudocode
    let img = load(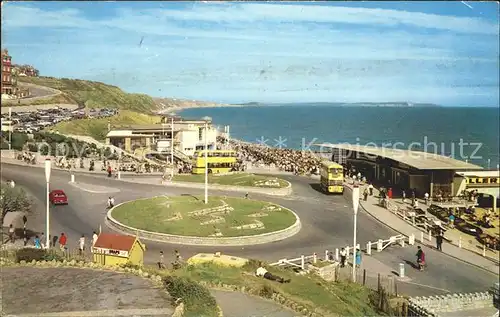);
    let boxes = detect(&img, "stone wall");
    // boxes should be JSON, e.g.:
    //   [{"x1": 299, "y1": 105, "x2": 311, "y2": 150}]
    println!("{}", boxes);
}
[{"x1": 408, "y1": 292, "x2": 495, "y2": 316}]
